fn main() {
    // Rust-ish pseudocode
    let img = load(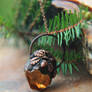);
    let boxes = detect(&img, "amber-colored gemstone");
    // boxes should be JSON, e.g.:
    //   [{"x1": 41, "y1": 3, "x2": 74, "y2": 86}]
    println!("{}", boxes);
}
[{"x1": 25, "y1": 70, "x2": 51, "y2": 90}]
